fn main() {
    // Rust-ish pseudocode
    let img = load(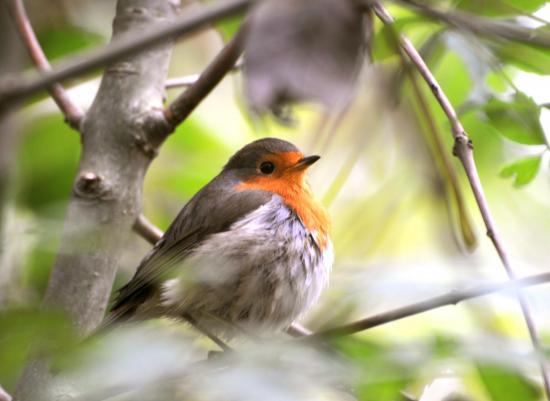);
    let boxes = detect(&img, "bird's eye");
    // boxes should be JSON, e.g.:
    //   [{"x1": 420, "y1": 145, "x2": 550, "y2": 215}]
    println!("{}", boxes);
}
[{"x1": 259, "y1": 161, "x2": 275, "y2": 174}]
